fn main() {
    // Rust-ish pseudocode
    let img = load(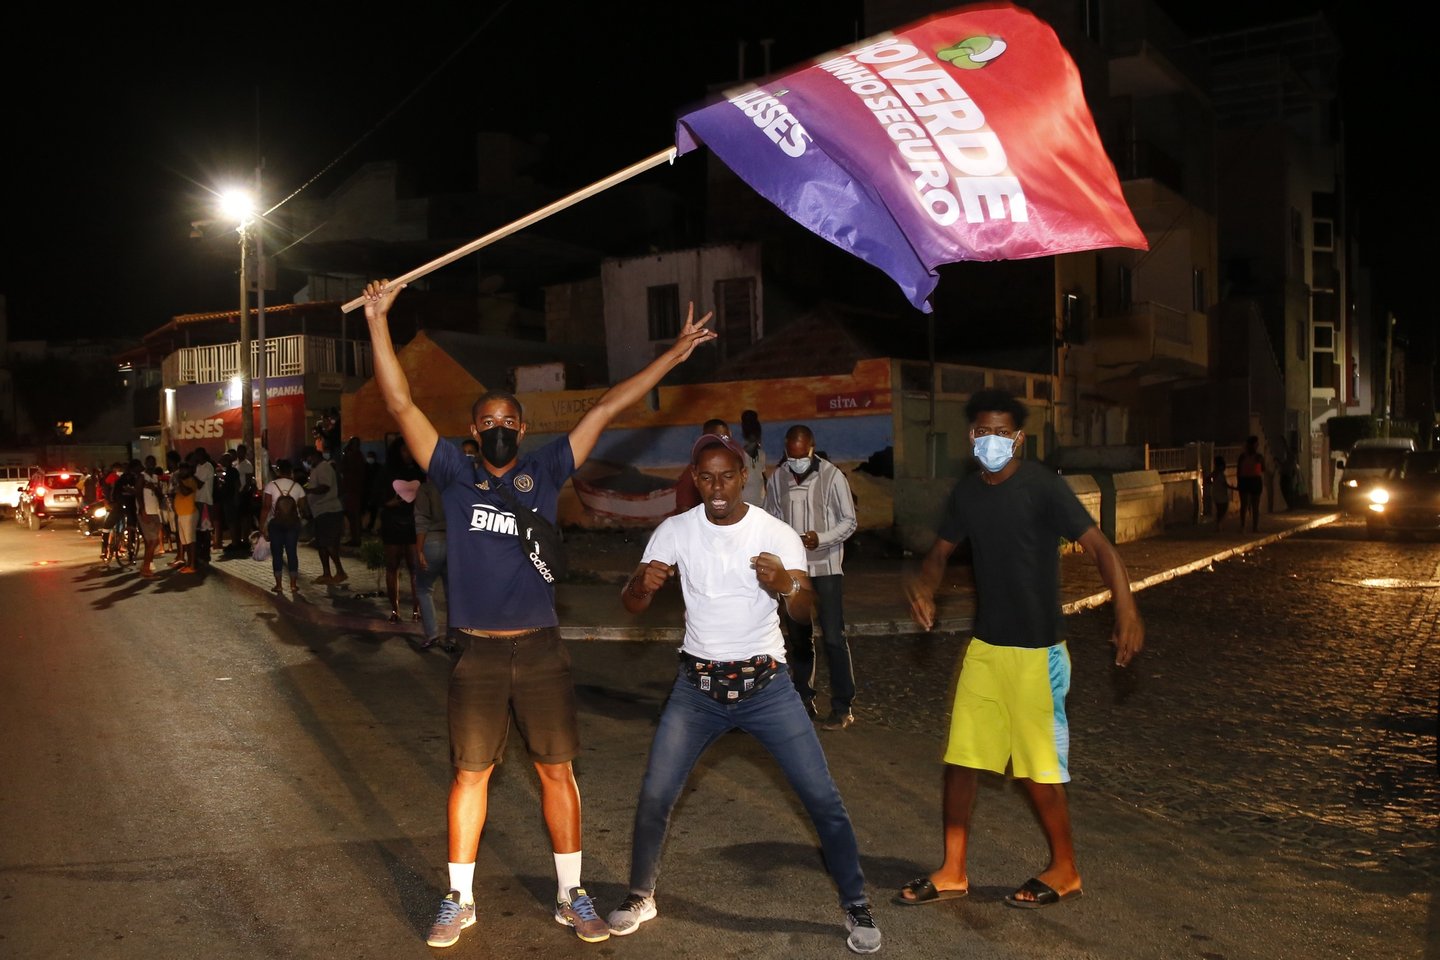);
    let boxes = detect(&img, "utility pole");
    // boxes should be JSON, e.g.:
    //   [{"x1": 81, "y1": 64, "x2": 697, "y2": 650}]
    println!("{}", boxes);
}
[
  {"x1": 238, "y1": 222, "x2": 254, "y2": 463},
  {"x1": 1382, "y1": 312, "x2": 1395, "y2": 438},
  {"x1": 254, "y1": 163, "x2": 268, "y2": 484}
]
